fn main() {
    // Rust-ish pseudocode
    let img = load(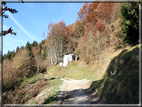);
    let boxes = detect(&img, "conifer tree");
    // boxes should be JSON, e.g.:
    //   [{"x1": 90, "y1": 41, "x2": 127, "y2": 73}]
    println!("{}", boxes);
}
[
  {"x1": 32, "y1": 41, "x2": 38, "y2": 47},
  {"x1": 16, "y1": 46, "x2": 19, "y2": 53},
  {"x1": 119, "y1": 3, "x2": 139, "y2": 45},
  {"x1": 25, "y1": 42, "x2": 34, "y2": 58},
  {"x1": 10, "y1": 51, "x2": 15, "y2": 61},
  {"x1": 39, "y1": 43, "x2": 42, "y2": 55}
]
